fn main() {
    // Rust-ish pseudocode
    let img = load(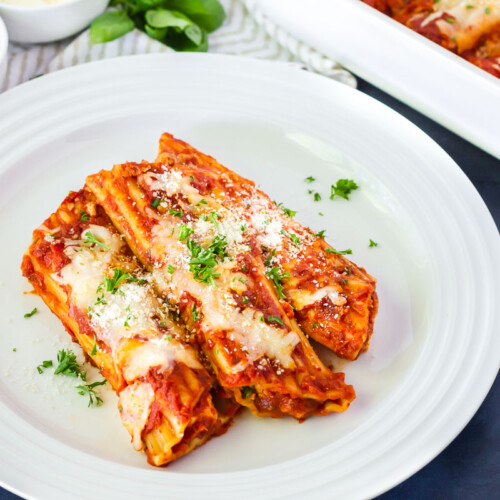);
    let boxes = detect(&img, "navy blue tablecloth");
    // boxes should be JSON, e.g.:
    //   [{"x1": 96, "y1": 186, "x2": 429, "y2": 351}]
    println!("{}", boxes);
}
[{"x1": 1, "y1": 78, "x2": 498, "y2": 500}]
